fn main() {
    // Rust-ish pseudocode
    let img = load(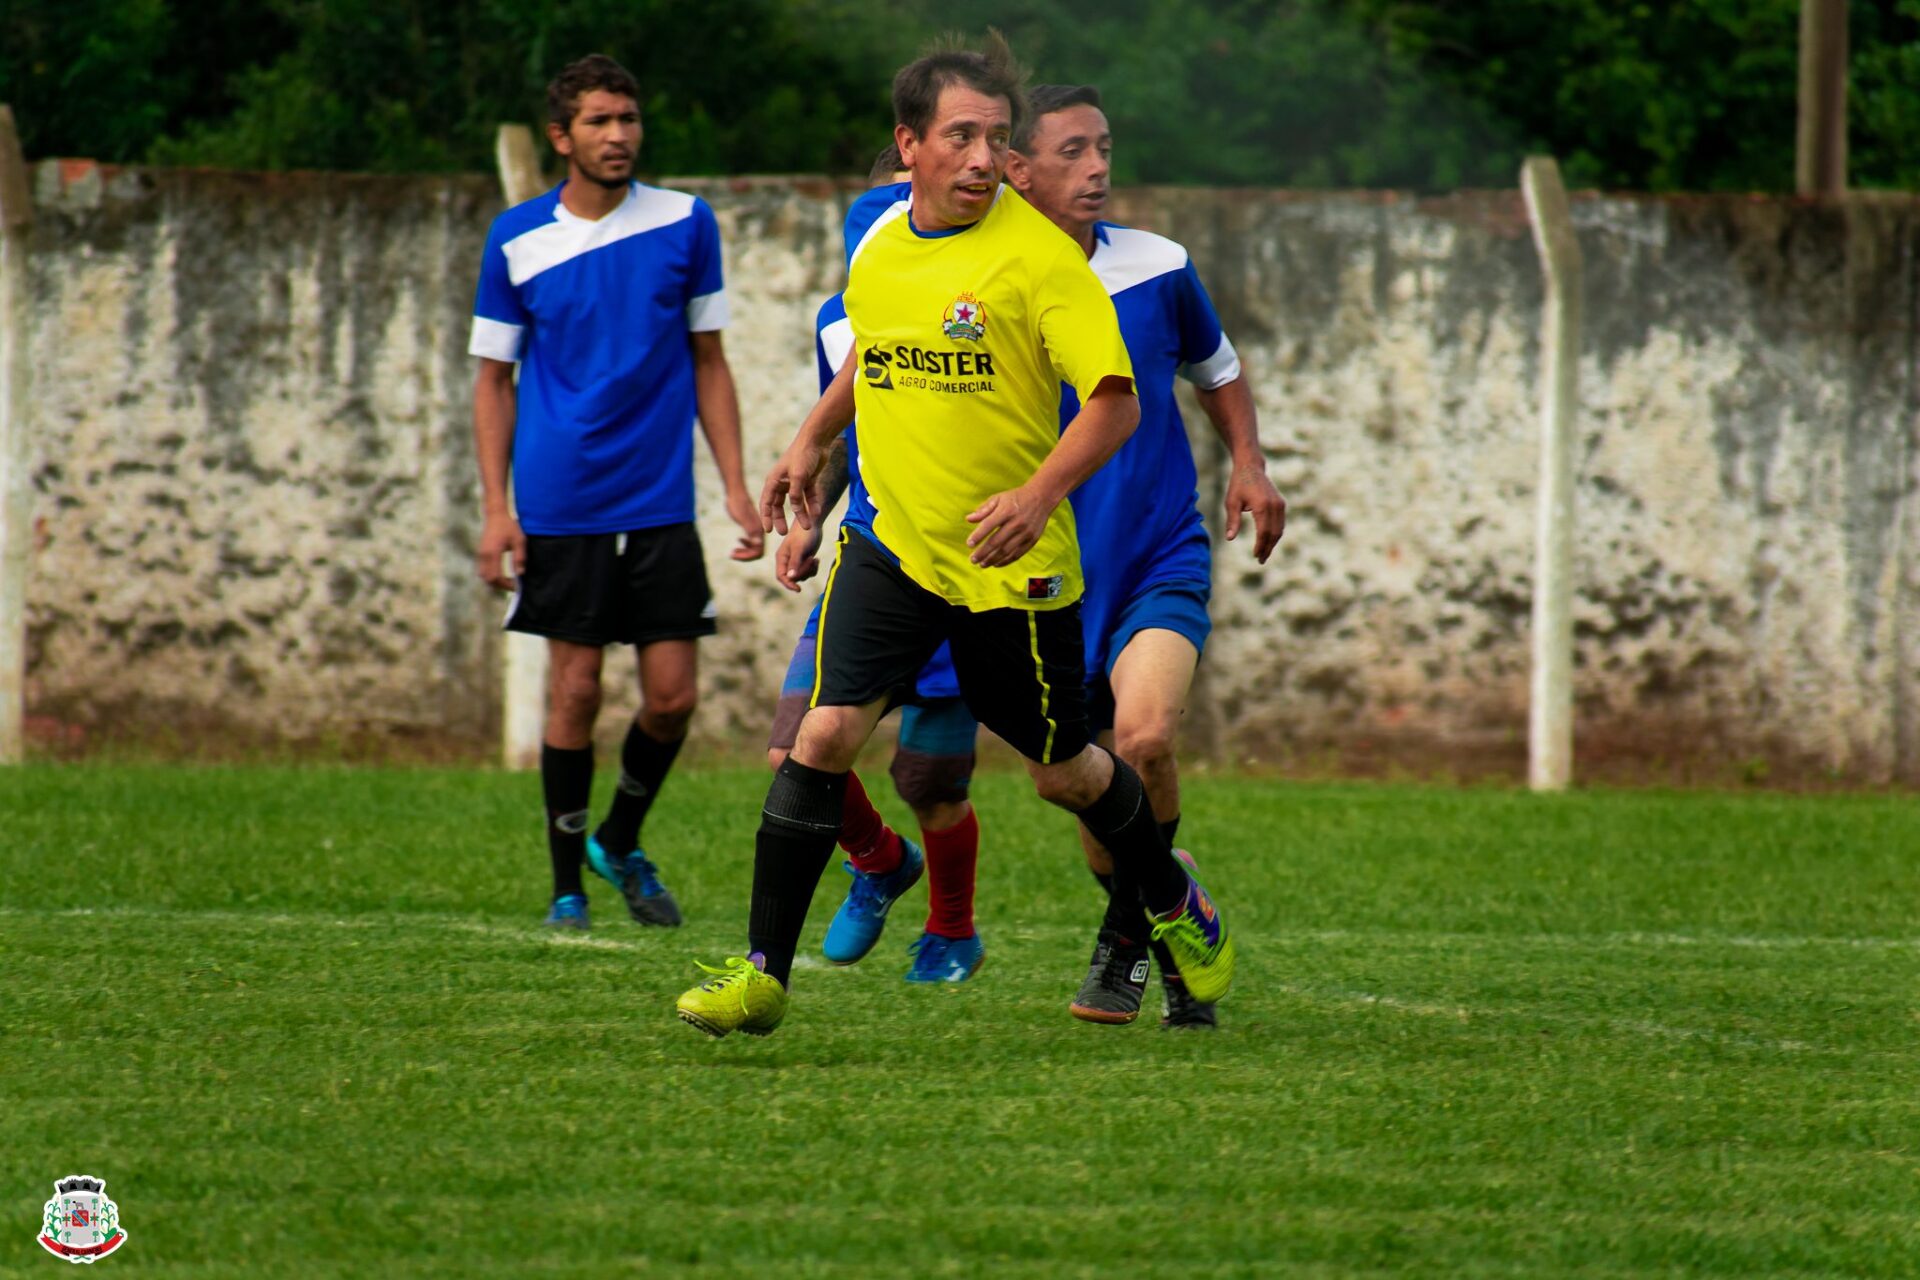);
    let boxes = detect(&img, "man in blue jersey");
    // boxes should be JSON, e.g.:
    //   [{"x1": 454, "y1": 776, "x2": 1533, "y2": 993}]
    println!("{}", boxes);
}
[
  {"x1": 470, "y1": 55, "x2": 764, "y2": 931},
  {"x1": 768, "y1": 147, "x2": 986, "y2": 984},
  {"x1": 1007, "y1": 85, "x2": 1286, "y2": 1028}
]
